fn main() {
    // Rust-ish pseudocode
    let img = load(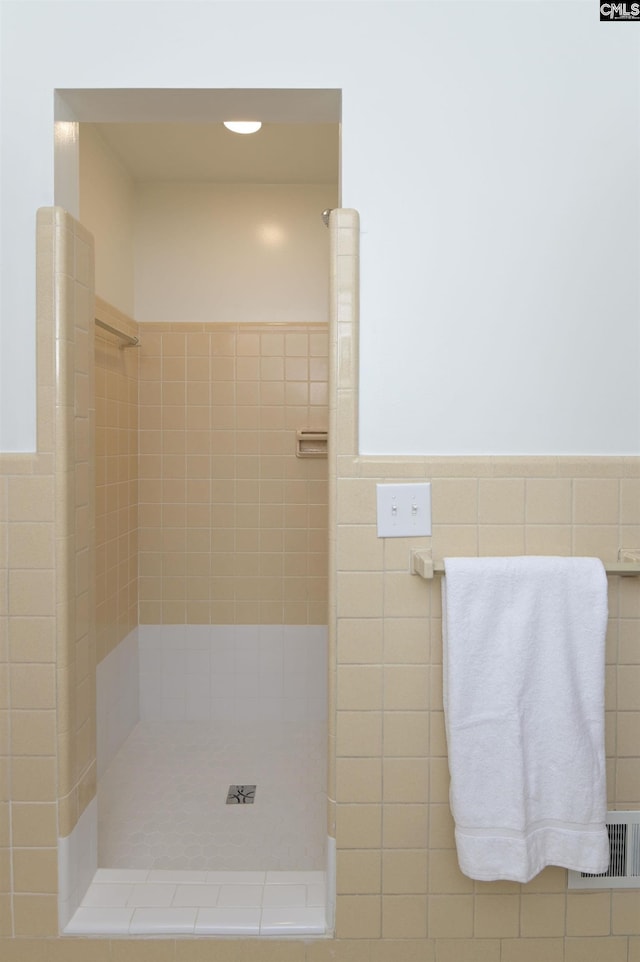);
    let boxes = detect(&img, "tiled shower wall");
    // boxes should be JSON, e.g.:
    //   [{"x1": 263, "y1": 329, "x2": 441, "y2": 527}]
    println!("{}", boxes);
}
[
  {"x1": 137, "y1": 322, "x2": 328, "y2": 626},
  {"x1": 95, "y1": 296, "x2": 139, "y2": 664},
  {"x1": 95, "y1": 310, "x2": 328, "y2": 640}
]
